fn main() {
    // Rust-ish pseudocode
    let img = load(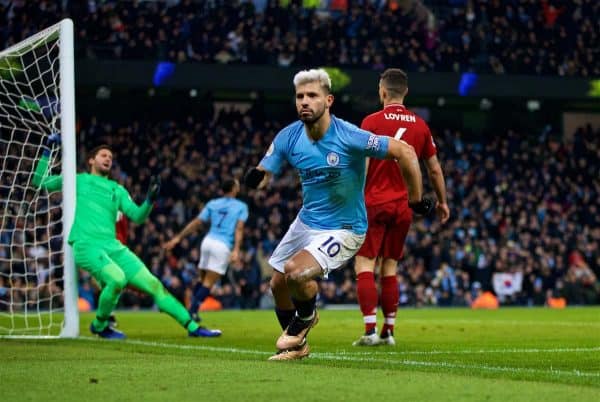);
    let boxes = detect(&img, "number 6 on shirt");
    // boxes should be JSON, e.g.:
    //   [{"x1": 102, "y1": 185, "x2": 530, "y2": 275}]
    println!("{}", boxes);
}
[{"x1": 394, "y1": 127, "x2": 407, "y2": 140}]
